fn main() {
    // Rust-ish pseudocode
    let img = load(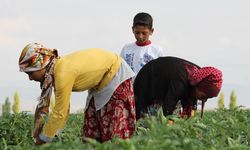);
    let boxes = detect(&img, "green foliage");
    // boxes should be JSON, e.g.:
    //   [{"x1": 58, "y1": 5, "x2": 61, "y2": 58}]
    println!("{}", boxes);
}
[
  {"x1": 0, "y1": 112, "x2": 34, "y2": 149},
  {"x1": 218, "y1": 92, "x2": 225, "y2": 110},
  {"x1": 229, "y1": 90, "x2": 237, "y2": 109},
  {"x1": 12, "y1": 92, "x2": 20, "y2": 114},
  {"x1": 0, "y1": 109, "x2": 250, "y2": 150},
  {"x1": 2, "y1": 97, "x2": 11, "y2": 116}
]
